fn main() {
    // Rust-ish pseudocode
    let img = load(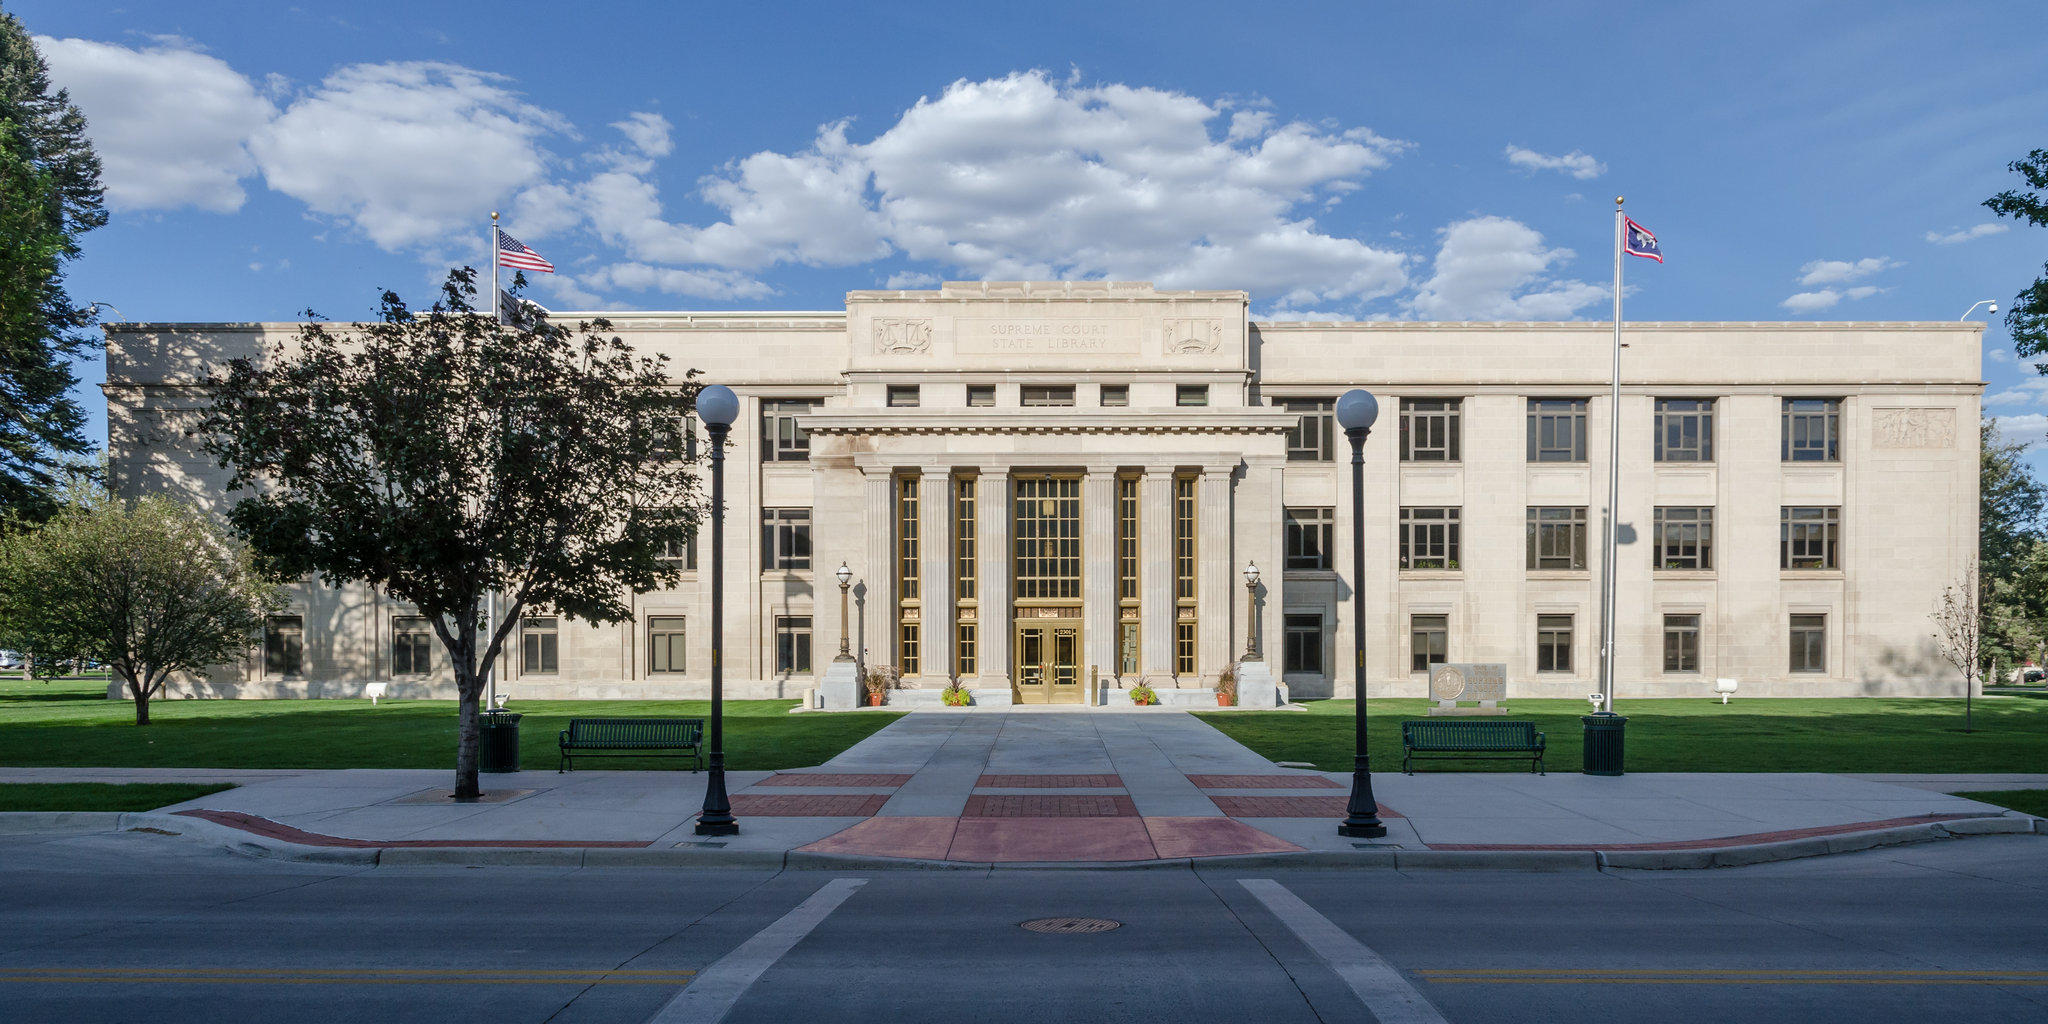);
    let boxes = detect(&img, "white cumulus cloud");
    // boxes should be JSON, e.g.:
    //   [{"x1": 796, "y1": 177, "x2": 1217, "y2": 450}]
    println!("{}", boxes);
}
[
  {"x1": 611, "y1": 112, "x2": 673, "y2": 158},
  {"x1": 36, "y1": 36, "x2": 277, "y2": 213},
  {"x1": 1796, "y1": 257, "x2": 1899, "y2": 287},
  {"x1": 1504, "y1": 145, "x2": 1606, "y2": 180},
  {"x1": 1403, "y1": 216, "x2": 1607, "y2": 320},
  {"x1": 1926, "y1": 223, "x2": 2009, "y2": 245}
]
